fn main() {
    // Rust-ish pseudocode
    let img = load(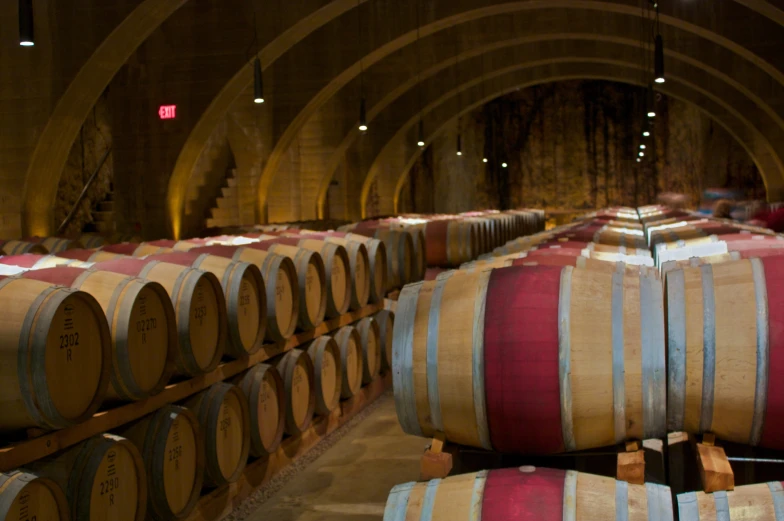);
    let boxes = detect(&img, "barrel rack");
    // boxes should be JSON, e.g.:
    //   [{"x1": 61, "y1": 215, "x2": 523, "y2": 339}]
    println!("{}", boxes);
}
[{"x1": 0, "y1": 302, "x2": 391, "y2": 517}]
